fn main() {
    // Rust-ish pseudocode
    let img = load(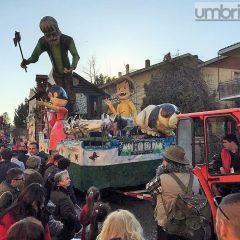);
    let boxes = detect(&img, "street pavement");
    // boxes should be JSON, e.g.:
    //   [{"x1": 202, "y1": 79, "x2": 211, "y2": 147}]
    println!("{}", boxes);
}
[{"x1": 101, "y1": 190, "x2": 157, "y2": 240}]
